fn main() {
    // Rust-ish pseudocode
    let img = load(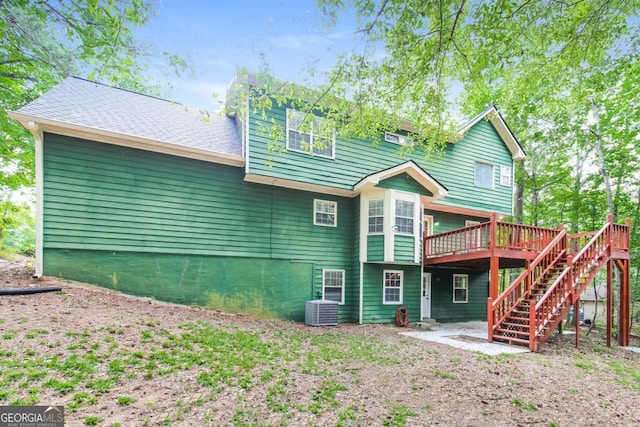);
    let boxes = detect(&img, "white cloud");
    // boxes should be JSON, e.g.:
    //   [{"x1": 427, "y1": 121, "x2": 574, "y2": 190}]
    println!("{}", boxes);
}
[
  {"x1": 269, "y1": 34, "x2": 326, "y2": 49},
  {"x1": 173, "y1": 79, "x2": 229, "y2": 110}
]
